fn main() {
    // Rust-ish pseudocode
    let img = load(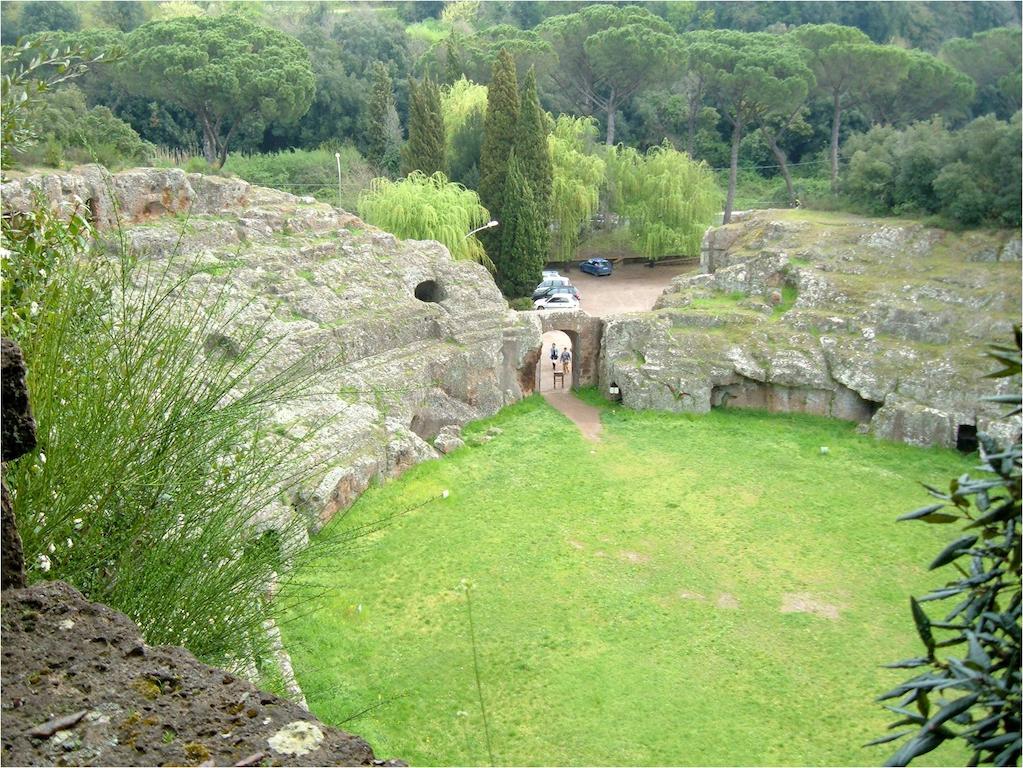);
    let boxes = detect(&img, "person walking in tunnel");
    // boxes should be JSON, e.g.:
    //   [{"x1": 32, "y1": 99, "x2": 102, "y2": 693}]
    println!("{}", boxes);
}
[
  {"x1": 560, "y1": 347, "x2": 572, "y2": 377},
  {"x1": 550, "y1": 342, "x2": 559, "y2": 371}
]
